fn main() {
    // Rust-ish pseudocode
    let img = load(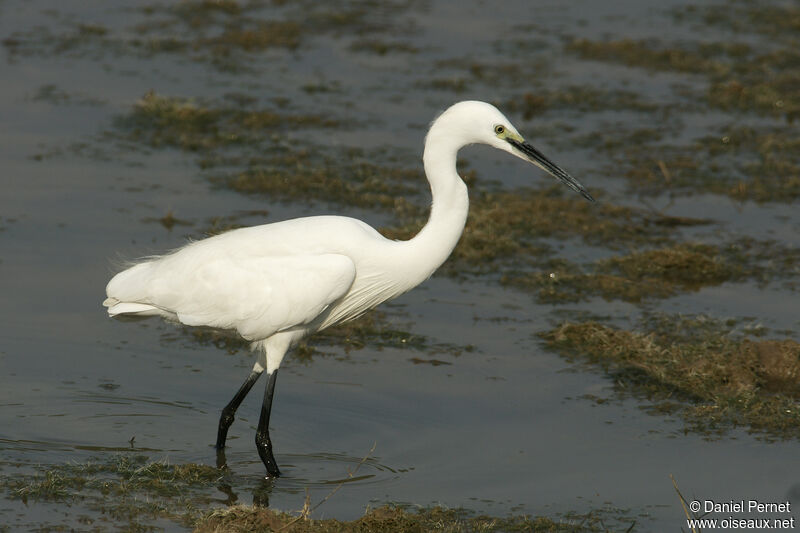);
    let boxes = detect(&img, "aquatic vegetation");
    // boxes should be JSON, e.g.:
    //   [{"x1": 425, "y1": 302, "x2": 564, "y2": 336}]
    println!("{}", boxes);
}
[
  {"x1": 419, "y1": 77, "x2": 470, "y2": 92},
  {"x1": 1, "y1": 455, "x2": 631, "y2": 532},
  {"x1": 196, "y1": 503, "x2": 634, "y2": 533},
  {"x1": 349, "y1": 39, "x2": 419, "y2": 55},
  {"x1": 163, "y1": 309, "x2": 471, "y2": 364},
  {"x1": 564, "y1": 10, "x2": 800, "y2": 202},
  {"x1": 542, "y1": 316, "x2": 800, "y2": 439},
  {"x1": 3, "y1": 0, "x2": 421, "y2": 69},
  {"x1": 507, "y1": 240, "x2": 798, "y2": 303},
  {"x1": 117, "y1": 91, "x2": 340, "y2": 152},
  {"x1": 566, "y1": 38, "x2": 799, "y2": 121},
  {"x1": 566, "y1": 38, "x2": 733, "y2": 76},
  {"x1": 384, "y1": 186, "x2": 708, "y2": 277},
  {"x1": 506, "y1": 243, "x2": 735, "y2": 304},
  {"x1": 142, "y1": 210, "x2": 194, "y2": 230},
  {"x1": 215, "y1": 158, "x2": 423, "y2": 215},
  {"x1": 504, "y1": 86, "x2": 660, "y2": 119},
  {"x1": 677, "y1": 3, "x2": 800, "y2": 40},
  {"x1": 31, "y1": 83, "x2": 105, "y2": 106},
  {"x1": 2, "y1": 455, "x2": 221, "y2": 529},
  {"x1": 616, "y1": 127, "x2": 800, "y2": 202}
]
